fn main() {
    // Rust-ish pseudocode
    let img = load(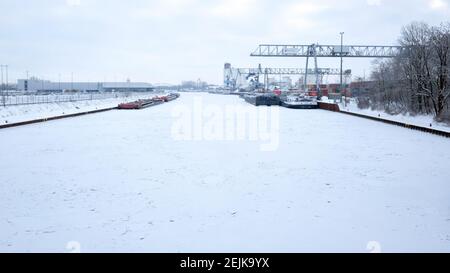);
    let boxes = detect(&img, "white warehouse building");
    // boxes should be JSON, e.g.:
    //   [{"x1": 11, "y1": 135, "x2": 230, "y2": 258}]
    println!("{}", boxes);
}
[{"x1": 17, "y1": 78, "x2": 154, "y2": 92}]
